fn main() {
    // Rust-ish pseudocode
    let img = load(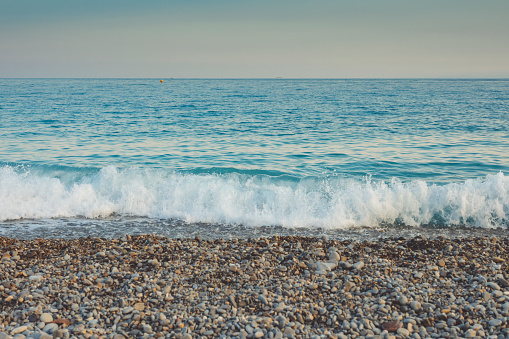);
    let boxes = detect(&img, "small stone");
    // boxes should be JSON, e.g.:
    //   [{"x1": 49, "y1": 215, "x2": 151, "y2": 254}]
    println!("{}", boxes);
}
[
  {"x1": 283, "y1": 327, "x2": 295, "y2": 337},
  {"x1": 489, "y1": 319, "x2": 502, "y2": 327},
  {"x1": 134, "y1": 303, "x2": 145, "y2": 311},
  {"x1": 329, "y1": 251, "x2": 340, "y2": 262},
  {"x1": 73, "y1": 324, "x2": 85, "y2": 333},
  {"x1": 487, "y1": 282, "x2": 500, "y2": 290},
  {"x1": 53, "y1": 330, "x2": 67, "y2": 339},
  {"x1": 352, "y1": 261, "x2": 364, "y2": 270},
  {"x1": 142, "y1": 324, "x2": 153, "y2": 334},
  {"x1": 344, "y1": 281, "x2": 355, "y2": 291},
  {"x1": 422, "y1": 318, "x2": 434, "y2": 327},
  {"x1": 497, "y1": 278, "x2": 509, "y2": 287},
  {"x1": 11, "y1": 326, "x2": 27, "y2": 335},
  {"x1": 40, "y1": 312, "x2": 53, "y2": 323},
  {"x1": 482, "y1": 291, "x2": 492, "y2": 300},
  {"x1": 122, "y1": 307, "x2": 134, "y2": 314},
  {"x1": 255, "y1": 331, "x2": 264, "y2": 338},
  {"x1": 437, "y1": 259, "x2": 445, "y2": 267},
  {"x1": 383, "y1": 321, "x2": 403, "y2": 332},
  {"x1": 52, "y1": 319, "x2": 71, "y2": 326},
  {"x1": 29, "y1": 275, "x2": 43, "y2": 282},
  {"x1": 42, "y1": 323, "x2": 58, "y2": 334},
  {"x1": 493, "y1": 257, "x2": 504, "y2": 263},
  {"x1": 397, "y1": 328, "x2": 410, "y2": 336},
  {"x1": 258, "y1": 295, "x2": 268, "y2": 305},
  {"x1": 465, "y1": 329, "x2": 476, "y2": 338},
  {"x1": 410, "y1": 300, "x2": 421, "y2": 311},
  {"x1": 397, "y1": 295, "x2": 408, "y2": 305},
  {"x1": 275, "y1": 302, "x2": 285, "y2": 312},
  {"x1": 63, "y1": 254, "x2": 71, "y2": 260},
  {"x1": 493, "y1": 290, "x2": 503, "y2": 298},
  {"x1": 472, "y1": 324, "x2": 483, "y2": 331},
  {"x1": 339, "y1": 261, "x2": 352, "y2": 269}
]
